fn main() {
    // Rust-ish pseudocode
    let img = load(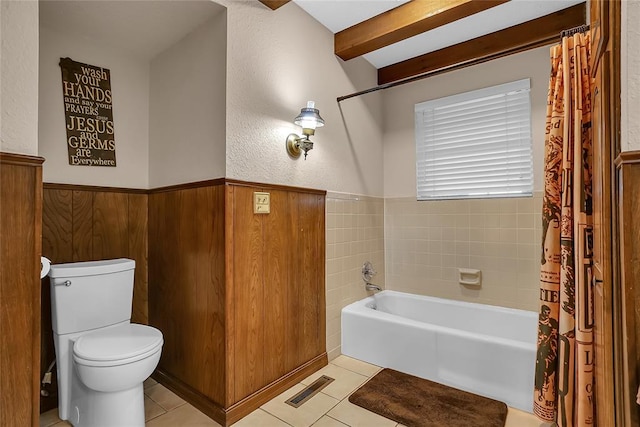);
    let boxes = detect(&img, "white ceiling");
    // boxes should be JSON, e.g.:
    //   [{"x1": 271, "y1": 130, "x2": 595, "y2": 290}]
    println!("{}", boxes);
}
[
  {"x1": 293, "y1": 0, "x2": 585, "y2": 68},
  {"x1": 38, "y1": 0, "x2": 585, "y2": 68},
  {"x1": 39, "y1": 0, "x2": 224, "y2": 61}
]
